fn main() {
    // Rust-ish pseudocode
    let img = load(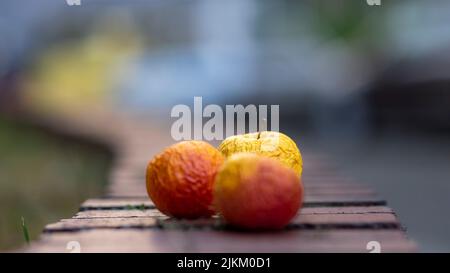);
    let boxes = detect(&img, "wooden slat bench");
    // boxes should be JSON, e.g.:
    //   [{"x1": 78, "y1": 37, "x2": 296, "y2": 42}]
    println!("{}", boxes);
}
[{"x1": 22, "y1": 111, "x2": 416, "y2": 253}]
